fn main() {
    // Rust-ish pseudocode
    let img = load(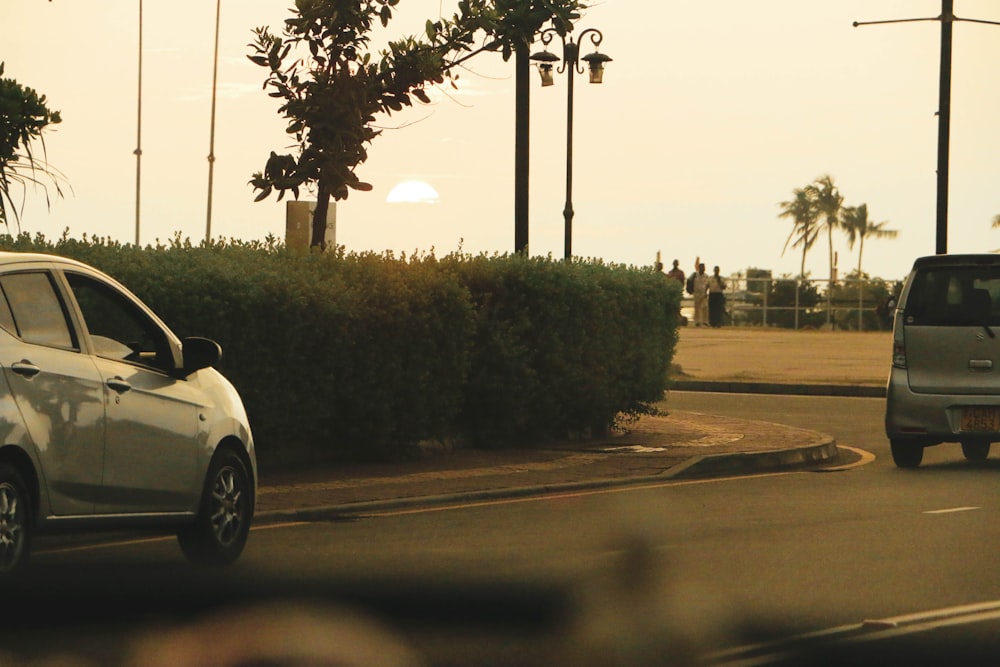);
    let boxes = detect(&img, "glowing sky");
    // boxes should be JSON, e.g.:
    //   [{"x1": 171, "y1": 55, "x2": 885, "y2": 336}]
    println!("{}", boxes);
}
[{"x1": 4, "y1": 1, "x2": 1000, "y2": 280}]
